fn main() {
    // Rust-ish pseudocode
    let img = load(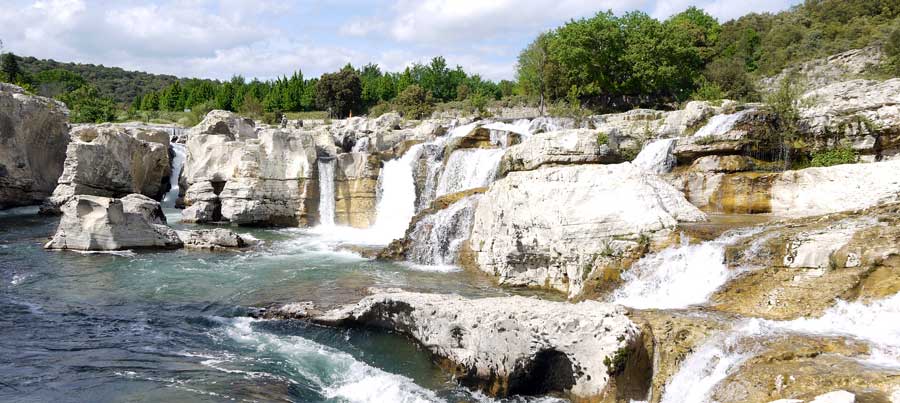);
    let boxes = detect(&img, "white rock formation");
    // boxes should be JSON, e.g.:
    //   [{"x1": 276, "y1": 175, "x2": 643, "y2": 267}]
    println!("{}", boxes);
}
[
  {"x1": 185, "y1": 109, "x2": 256, "y2": 141},
  {"x1": 181, "y1": 114, "x2": 319, "y2": 226},
  {"x1": 771, "y1": 159, "x2": 900, "y2": 217},
  {"x1": 633, "y1": 138, "x2": 677, "y2": 174},
  {"x1": 304, "y1": 290, "x2": 648, "y2": 401},
  {"x1": 176, "y1": 228, "x2": 247, "y2": 249},
  {"x1": 45, "y1": 194, "x2": 181, "y2": 250},
  {"x1": 498, "y1": 129, "x2": 620, "y2": 176},
  {"x1": 0, "y1": 83, "x2": 70, "y2": 209},
  {"x1": 799, "y1": 78, "x2": 900, "y2": 157},
  {"x1": 467, "y1": 163, "x2": 706, "y2": 297},
  {"x1": 43, "y1": 124, "x2": 171, "y2": 213}
]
